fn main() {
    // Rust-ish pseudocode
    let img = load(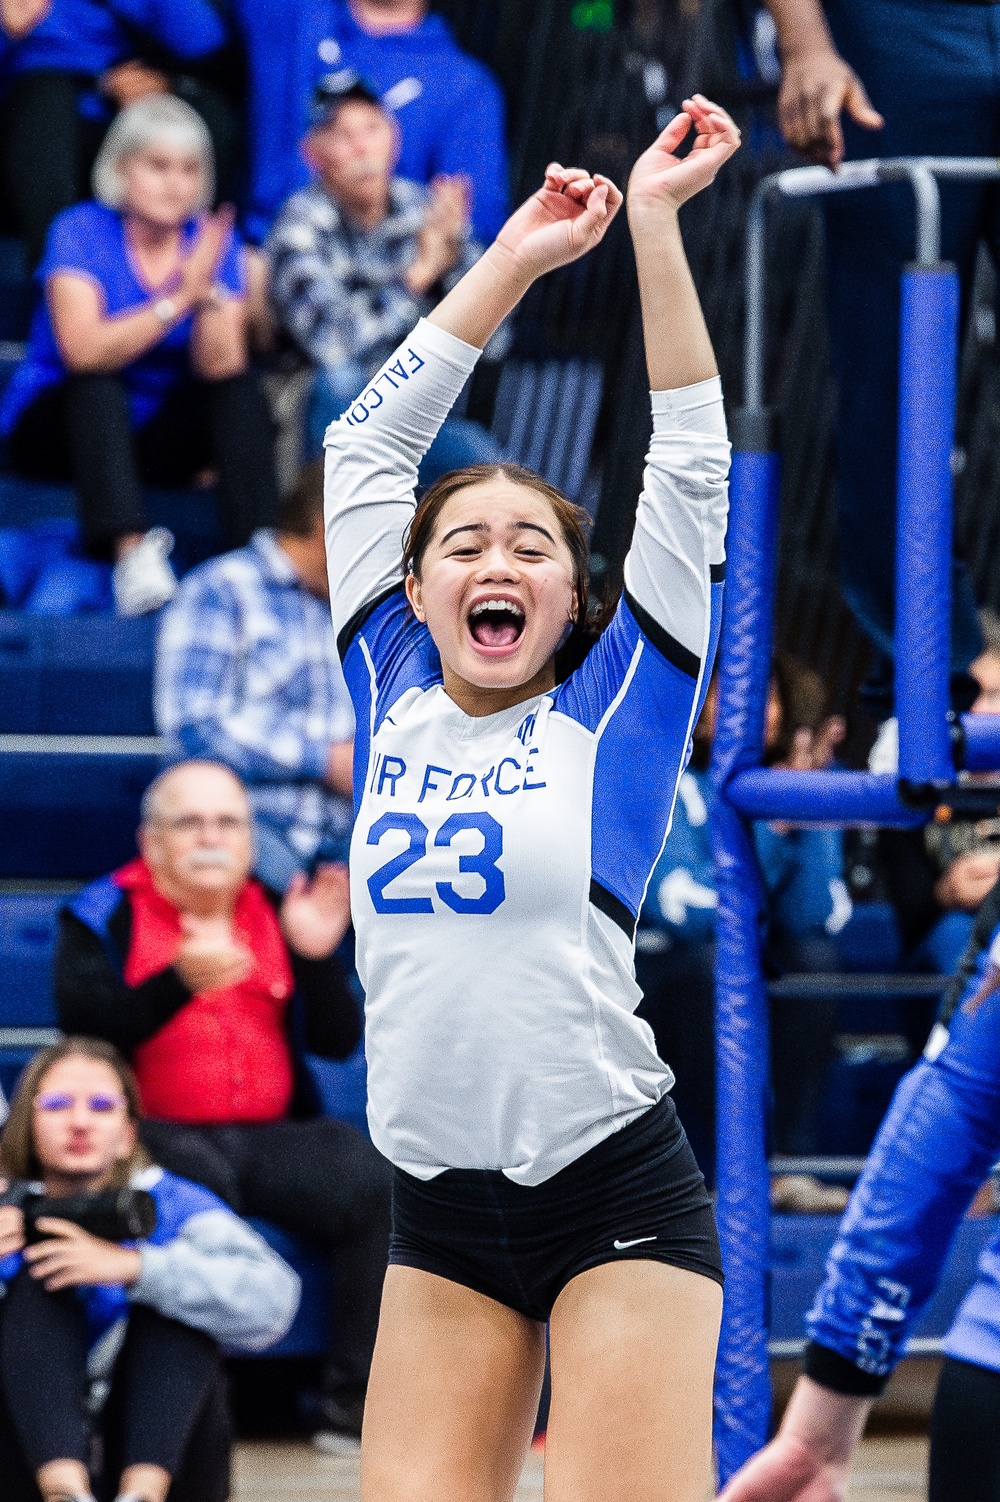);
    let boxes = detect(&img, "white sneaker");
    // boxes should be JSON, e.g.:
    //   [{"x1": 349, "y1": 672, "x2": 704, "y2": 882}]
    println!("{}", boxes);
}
[
  {"x1": 868, "y1": 716, "x2": 899, "y2": 775},
  {"x1": 112, "y1": 528, "x2": 178, "y2": 616}
]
